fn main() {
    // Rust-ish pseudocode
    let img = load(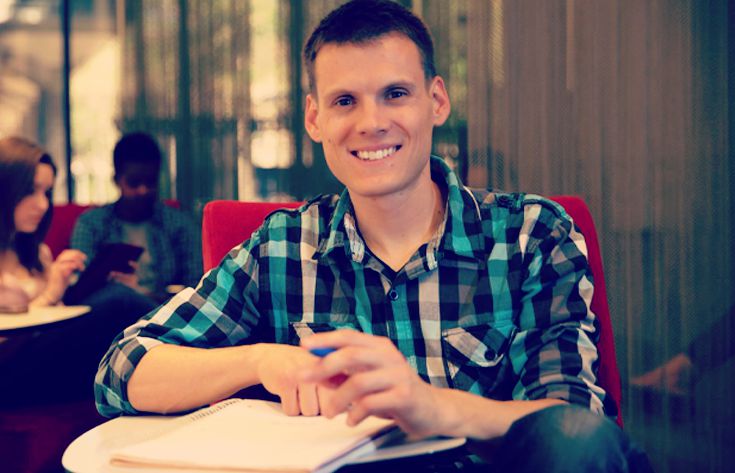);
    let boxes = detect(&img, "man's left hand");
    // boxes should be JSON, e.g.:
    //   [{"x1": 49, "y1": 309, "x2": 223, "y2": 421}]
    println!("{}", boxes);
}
[{"x1": 300, "y1": 329, "x2": 449, "y2": 438}]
